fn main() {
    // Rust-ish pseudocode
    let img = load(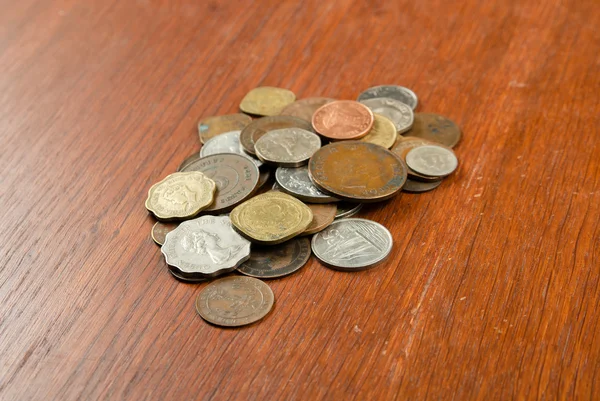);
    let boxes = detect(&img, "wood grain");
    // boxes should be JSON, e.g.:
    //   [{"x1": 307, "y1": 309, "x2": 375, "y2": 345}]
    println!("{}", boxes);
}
[{"x1": 0, "y1": 0, "x2": 598, "y2": 399}]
